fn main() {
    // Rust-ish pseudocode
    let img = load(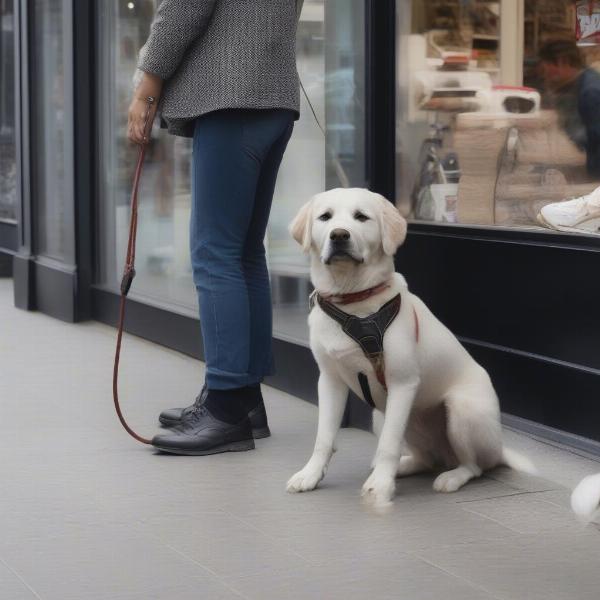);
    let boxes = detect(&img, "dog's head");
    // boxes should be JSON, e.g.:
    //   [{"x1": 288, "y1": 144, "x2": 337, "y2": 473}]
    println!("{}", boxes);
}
[{"x1": 289, "y1": 188, "x2": 407, "y2": 266}]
